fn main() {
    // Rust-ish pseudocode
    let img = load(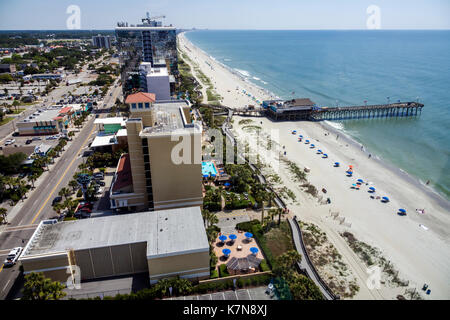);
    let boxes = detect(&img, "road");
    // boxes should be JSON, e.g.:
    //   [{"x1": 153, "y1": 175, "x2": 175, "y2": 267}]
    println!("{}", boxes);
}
[{"x1": 0, "y1": 73, "x2": 122, "y2": 299}]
